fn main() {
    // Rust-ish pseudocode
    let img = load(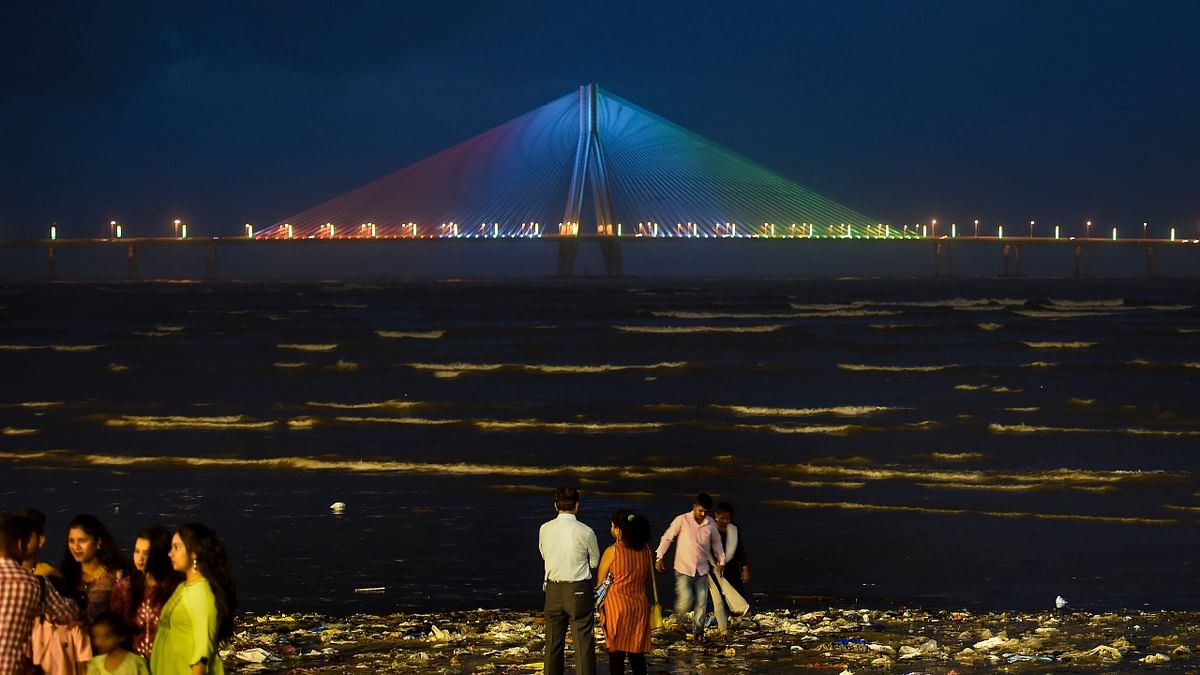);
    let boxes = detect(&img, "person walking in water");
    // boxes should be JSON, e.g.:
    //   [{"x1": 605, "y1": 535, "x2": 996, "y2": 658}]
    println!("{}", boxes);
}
[
  {"x1": 711, "y1": 501, "x2": 750, "y2": 636},
  {"x1": 654, "y1": 493, "x2": 725, "y2": 641},
  {"x1": 539, "y1": 487, "x2": 599, "y2": 675}
]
